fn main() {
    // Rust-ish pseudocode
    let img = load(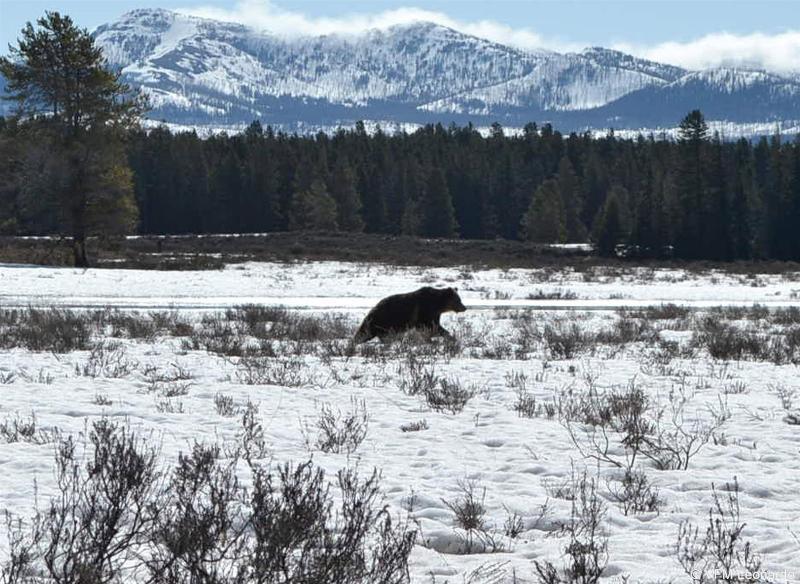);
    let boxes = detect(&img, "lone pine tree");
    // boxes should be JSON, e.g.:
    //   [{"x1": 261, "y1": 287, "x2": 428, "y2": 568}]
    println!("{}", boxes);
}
[{"x1": 0, "y1": 12, "x2": 144, "y2": 267}]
